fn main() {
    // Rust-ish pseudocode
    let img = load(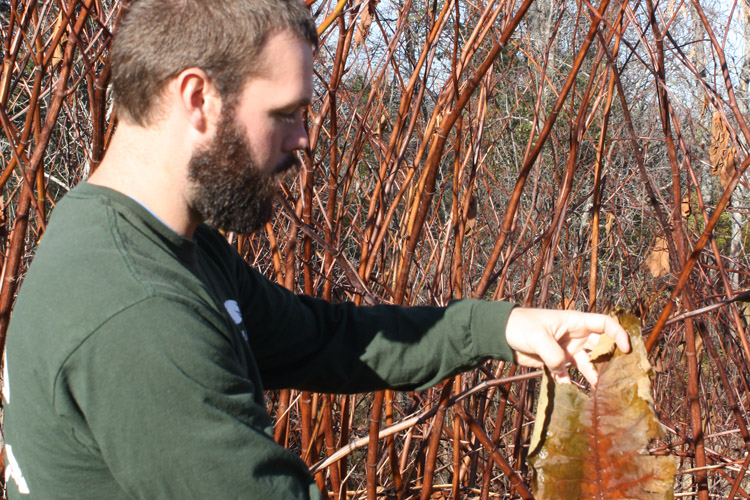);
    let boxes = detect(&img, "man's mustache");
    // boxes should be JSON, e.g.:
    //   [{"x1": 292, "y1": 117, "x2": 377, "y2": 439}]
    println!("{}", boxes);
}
[{"x1": 273, "y1": 154, "x2": 301, "y2": 177}]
